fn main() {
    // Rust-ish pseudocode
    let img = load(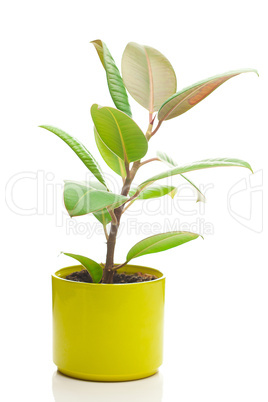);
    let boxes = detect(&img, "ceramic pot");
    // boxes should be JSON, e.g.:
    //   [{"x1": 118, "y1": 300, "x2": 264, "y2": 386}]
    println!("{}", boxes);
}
[{"x1": 52, "y1": 264, "x2": 165, "y2": 381}]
